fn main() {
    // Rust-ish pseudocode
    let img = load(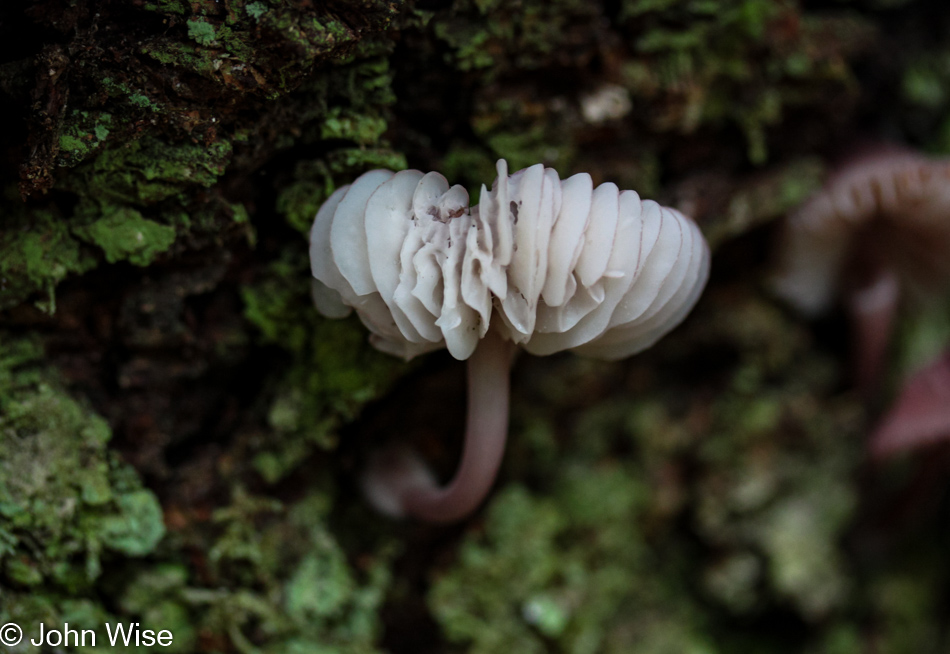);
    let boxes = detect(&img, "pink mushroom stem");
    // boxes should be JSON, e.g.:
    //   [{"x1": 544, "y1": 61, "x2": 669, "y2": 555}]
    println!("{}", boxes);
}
[
  {"x1": 848, "y1": 267, "x2": 900, "y2": 395},
  {"x1": 361, "y1": 329, "x2": 514, "y2": 523},
  {"x1": 404, "y1": 329, "x2": 513, "y2": 522}
]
